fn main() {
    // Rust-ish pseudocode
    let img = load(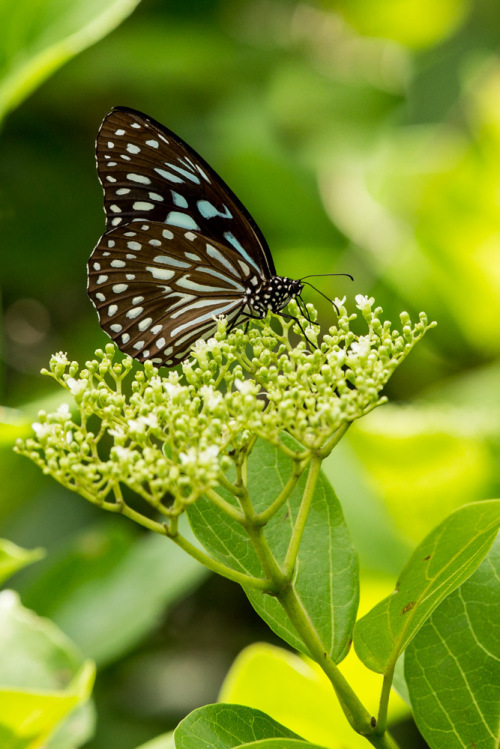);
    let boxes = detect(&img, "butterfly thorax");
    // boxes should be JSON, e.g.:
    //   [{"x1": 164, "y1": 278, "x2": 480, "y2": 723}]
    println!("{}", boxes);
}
[{"x1": 247, "y1": 276, "x2": 303, "y2": 318}]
